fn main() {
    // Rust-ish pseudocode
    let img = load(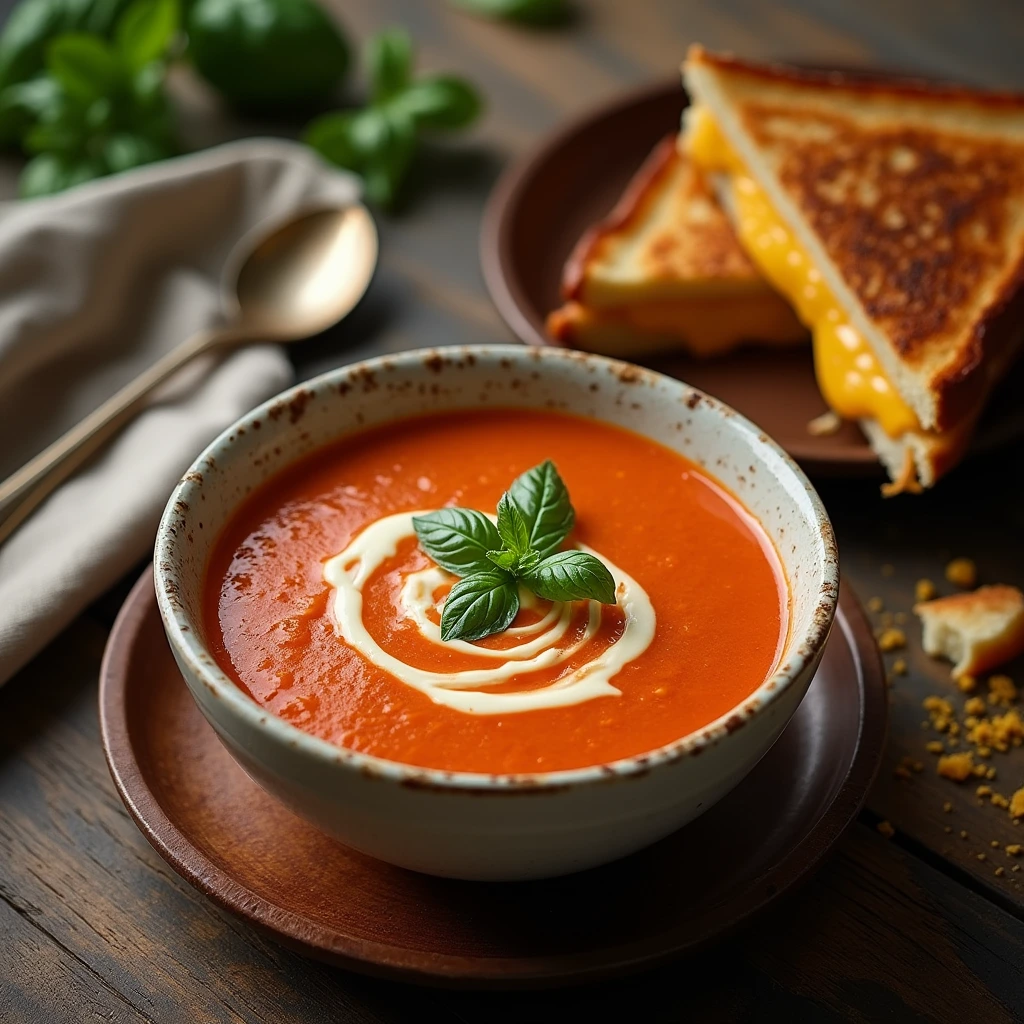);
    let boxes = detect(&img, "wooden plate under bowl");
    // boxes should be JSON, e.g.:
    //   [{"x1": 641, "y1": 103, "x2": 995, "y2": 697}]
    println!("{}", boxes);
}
[
  {"x1": 480, "y1": 79, "x2": 1024, "y2": 477},
  {"x1": 99, "y1": 569, "x2": 887, "y2": 988}
]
